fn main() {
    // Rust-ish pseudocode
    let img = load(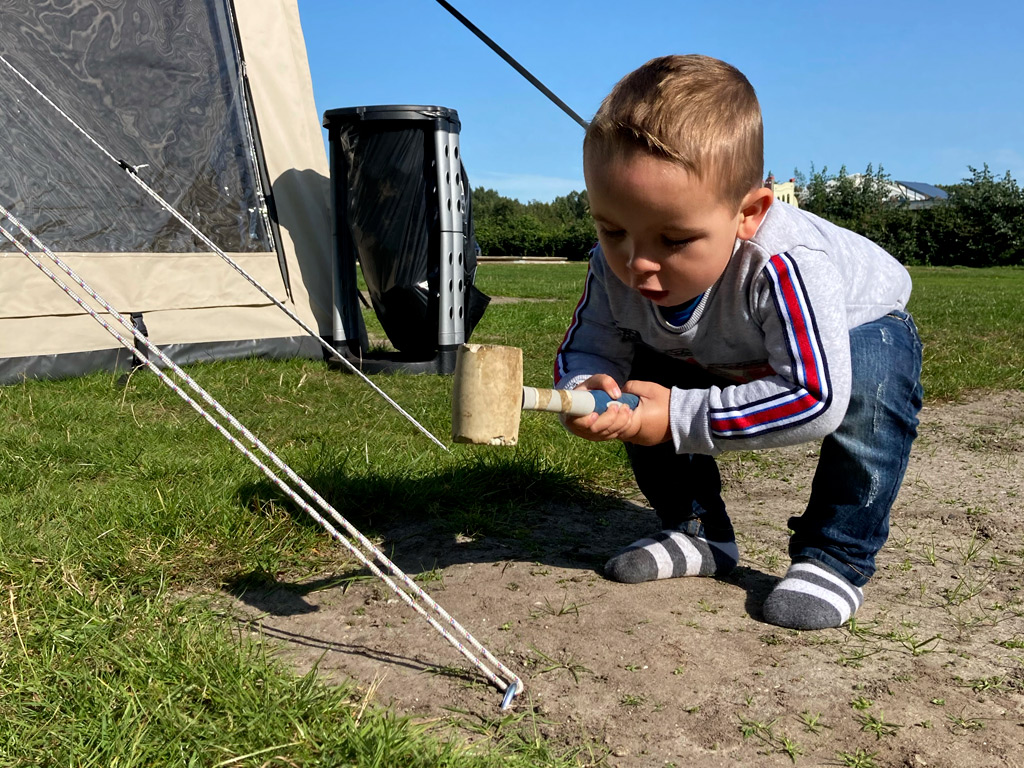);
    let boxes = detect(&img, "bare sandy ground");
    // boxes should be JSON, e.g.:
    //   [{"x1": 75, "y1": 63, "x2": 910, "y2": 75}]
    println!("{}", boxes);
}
[{"x1": 228, "y1": 391, "x2": 1024, "y2": 767}]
